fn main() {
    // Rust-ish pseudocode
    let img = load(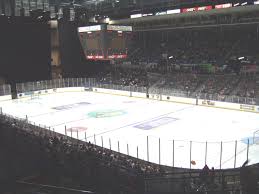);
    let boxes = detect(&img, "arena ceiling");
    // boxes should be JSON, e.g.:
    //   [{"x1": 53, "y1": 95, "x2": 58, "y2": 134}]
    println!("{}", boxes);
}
[
  {"x1": 53, "y1": 0, "x2": 115, "y2": 7},
  {"x1": 52, "y1": 0, "x2": 241, "y2": 14},
  {"x1": 49, "y1": 0, "x2": 134, "y2": 18},
  {"x1": 18, "y1": 0, "x2": 250, "y2": 20}
]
